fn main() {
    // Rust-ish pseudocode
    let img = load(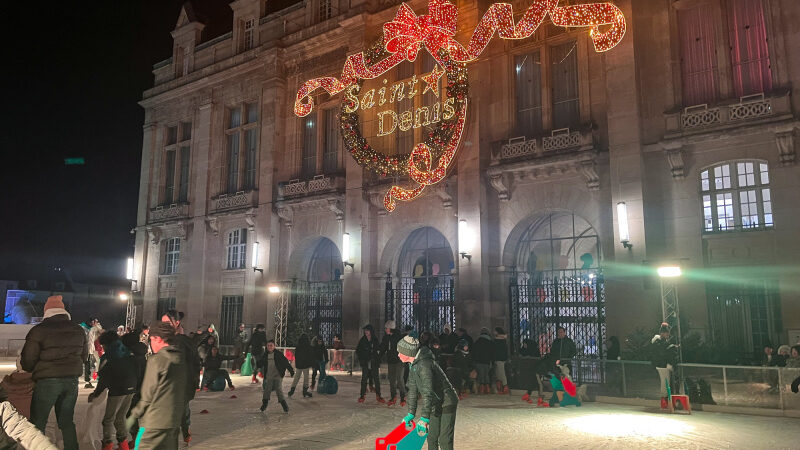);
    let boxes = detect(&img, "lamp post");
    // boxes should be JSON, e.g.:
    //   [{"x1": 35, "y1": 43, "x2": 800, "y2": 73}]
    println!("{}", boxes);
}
[{"x1": 658, "y1": 265, "x2": 683, "y2": 390}]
